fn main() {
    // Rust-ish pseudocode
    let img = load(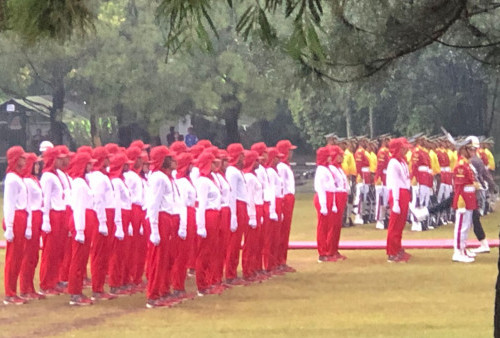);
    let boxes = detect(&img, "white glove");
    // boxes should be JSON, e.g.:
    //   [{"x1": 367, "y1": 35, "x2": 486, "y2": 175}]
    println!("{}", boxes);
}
[
  {"x1": 178, "y1": 228, "x2": 187, "y2": 240},
  {"x1": 4, "y1": 227, "x2": 14, "y2": 242},
  {"x1": 41, "y1": 221, "x2": 51, "y2": 234},
  {"x1": 249, "y1": 218, "x2": 257, "y2": 229},
  {"x1": 115, "y1": 224, "x2": 125, "y2": 240},
  {"x1": 320, "y1": 207, "x2": 328, "y2": 216},
  {"x1": 75, "y1": 231, "x2": 85, "y2": 244},
  {"x1": 25, "y1": 226, "x2": 32, "y2": 240},
  {"x1": 98, "y1": 222, "x2": 108, "y2": 236},
  {"x1": 392, "y1": 203, "x2": 401, "y2": 215},
  {"x1": 230, "y1": 216, "x2": 238, "y2": 232},
  {"x1": 197, "y1": 227, "x2": 207, "y2": 238},
  {"x1": 270, "y1": 212, "x2": 278, "y2": 221},
  {"x1": 149, "y1": 229, "x2": 160, "y2": 246},
  {"x1": 139, "y1": 225, "x2": 144, "y2": 235},
  {"x1": 332, "y1": 204, "x2": 338, "y2": 214},
  {"x1": 128, "y1": 223, "x2": 133, "y2": 236}
]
